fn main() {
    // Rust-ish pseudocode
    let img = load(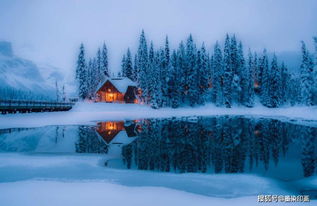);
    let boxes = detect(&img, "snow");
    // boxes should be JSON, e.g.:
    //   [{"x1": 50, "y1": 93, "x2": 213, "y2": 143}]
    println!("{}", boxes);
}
[
  {"x1": 1, "y1": 102, "x2": 317, "y2": 129},
  {"x1": 96, "y1": 77, "x2": 137, "y2": 93},
  {"x1": 2, "y1": 180, "x2": 314, "y2": 206},
  {"x1": 0, "y1": 153, "x2": 315, "y2": 206}
]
